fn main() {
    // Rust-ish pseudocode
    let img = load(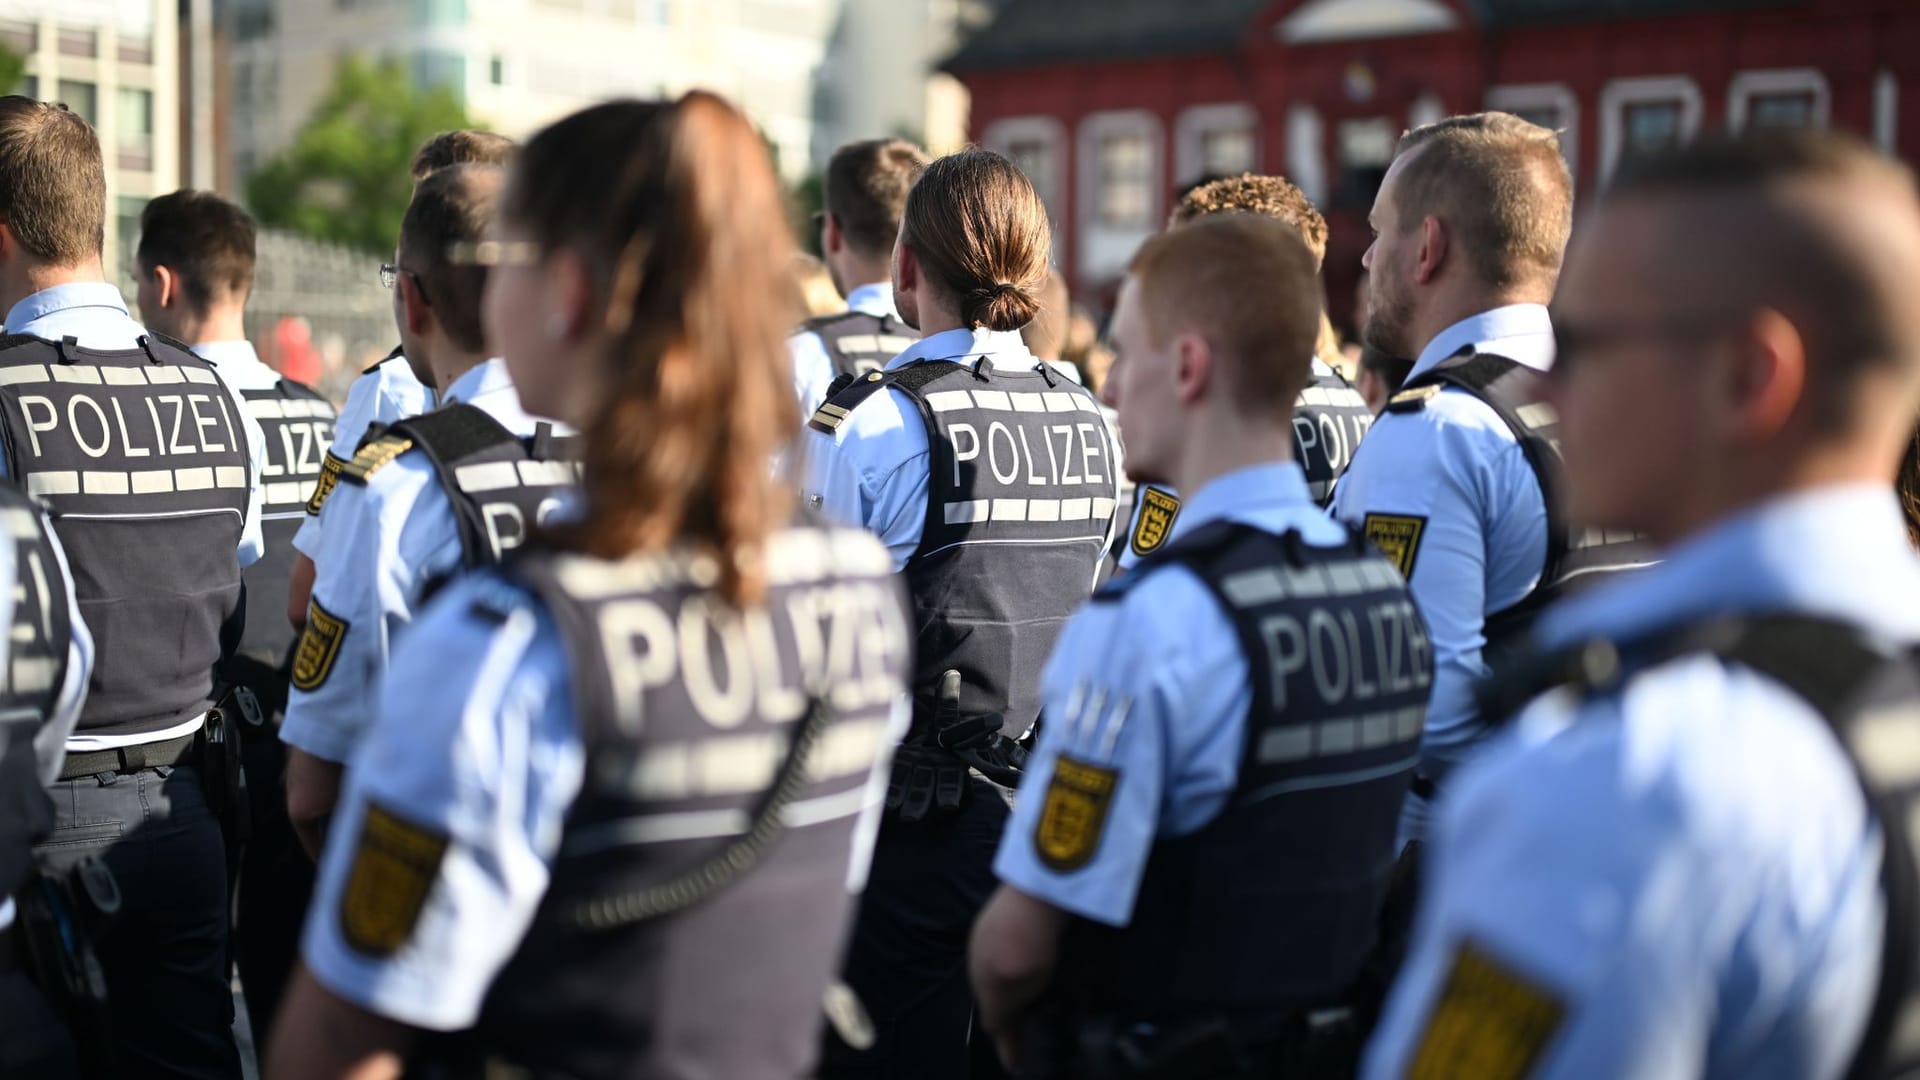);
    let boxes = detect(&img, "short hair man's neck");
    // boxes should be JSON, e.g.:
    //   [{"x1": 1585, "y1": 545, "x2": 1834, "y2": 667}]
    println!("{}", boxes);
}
[
  {"x1": 427, "y1": 341, "x2": 493, "y2": 397},
  {"x1": 830, "y1": 249, "x2": 891, "y2": 303},
  {"x1": 1411, "y1": 278, "x2": 1552, "y2": 360},
  {"x1": 1173, "y1": 410, "x2": 1296, "y2": 502},
  {"x1": 177, "y1": 301, "x2": 249, "y2": 348},
  {"x1": 5, "y1": 255, "x2": 109, "y2": 315}
]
